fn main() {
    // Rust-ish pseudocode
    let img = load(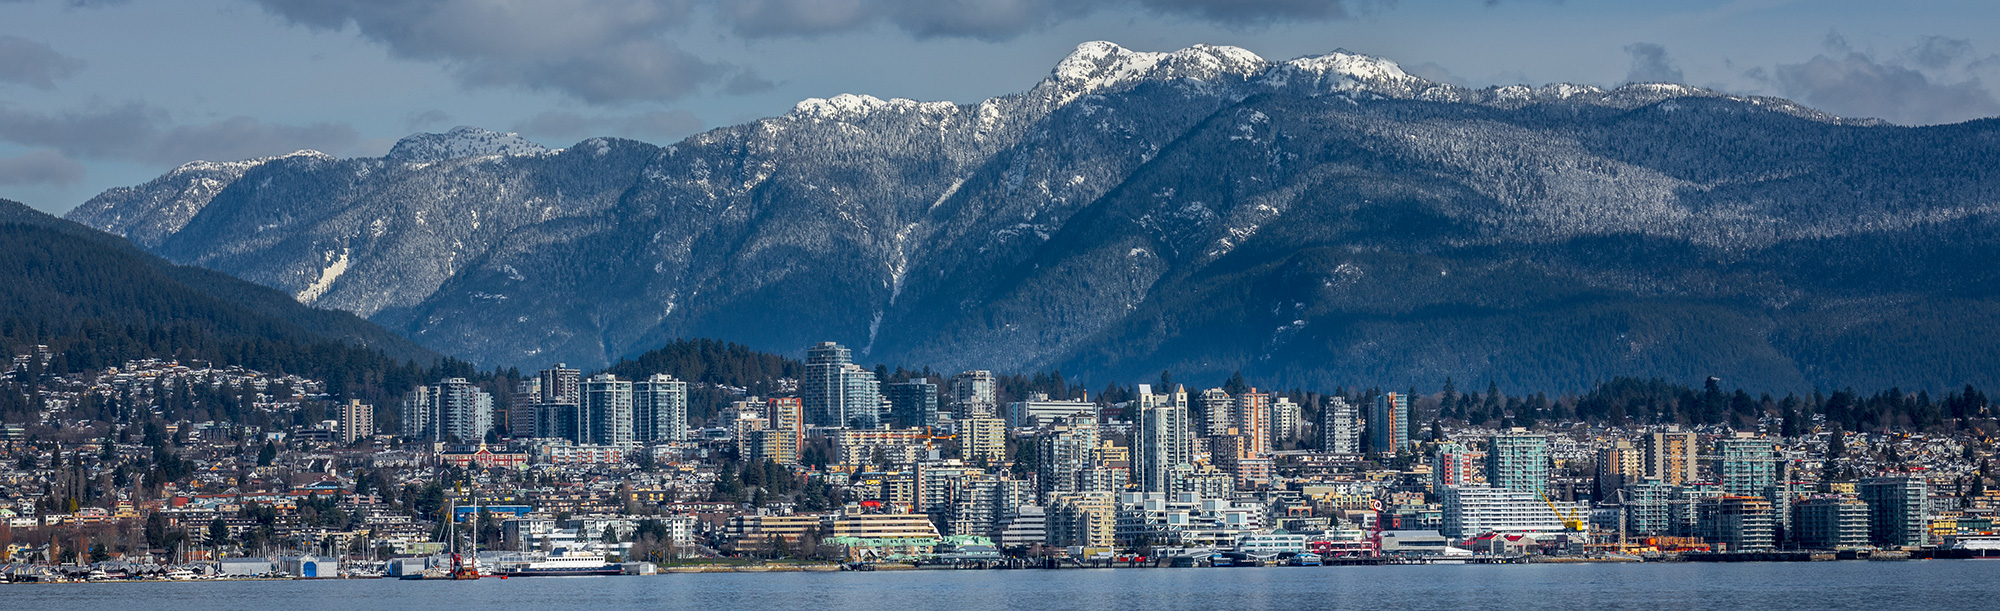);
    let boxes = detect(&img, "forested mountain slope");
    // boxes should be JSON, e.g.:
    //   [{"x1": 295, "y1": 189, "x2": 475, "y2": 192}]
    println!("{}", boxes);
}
[{"x1": 66, "y1": 42, "x2": 2000, "y2": 393}]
